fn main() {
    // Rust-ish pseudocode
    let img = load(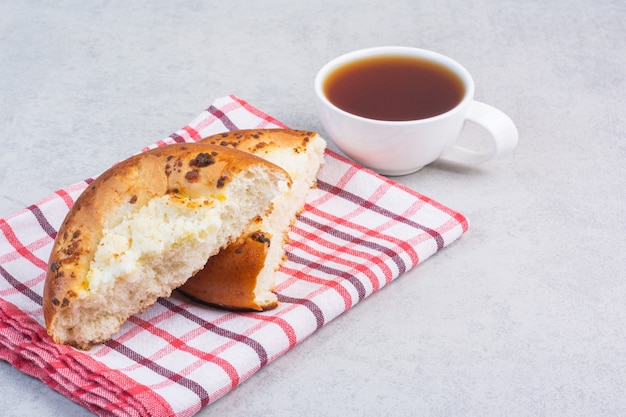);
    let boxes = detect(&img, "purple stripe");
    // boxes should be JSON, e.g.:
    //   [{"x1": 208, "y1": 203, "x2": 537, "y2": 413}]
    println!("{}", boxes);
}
[
  {"x1": 316, "y1": 180, "x2": 445, "y2": 251},
  {"x1": 8, "y1": 317, "x2": 152, "y2": 416},
  {"x1": 207, "y1": 105, "x2": 238, "y2": 131},
  {"x1": 275, "y1": 294, "x2": 325, "y2": 330},
  {"x1": 286, "y1": 251, "x2": 367, "y2": 303},
  {"x1": 296, "y1": 213, "x2": 409, "y2": 276},
  {"x1": 169, "y1": 132, "x2": 187, "y2": 143},
  {"x1": 158, "y1": 298, "x2": 269, "y2": 368},
  {"x1": 27, "y1": 204, "x2": 58, "y2": 239},
  {"x1": 0, "y1": 307, "x2": 150, "y2": 416},
  {"x1": 105, "y1": 339, "x2": 212, "y2": 407},
  {"x1": 0, "y1": 265, "x2": 42, "y2": 306}
]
